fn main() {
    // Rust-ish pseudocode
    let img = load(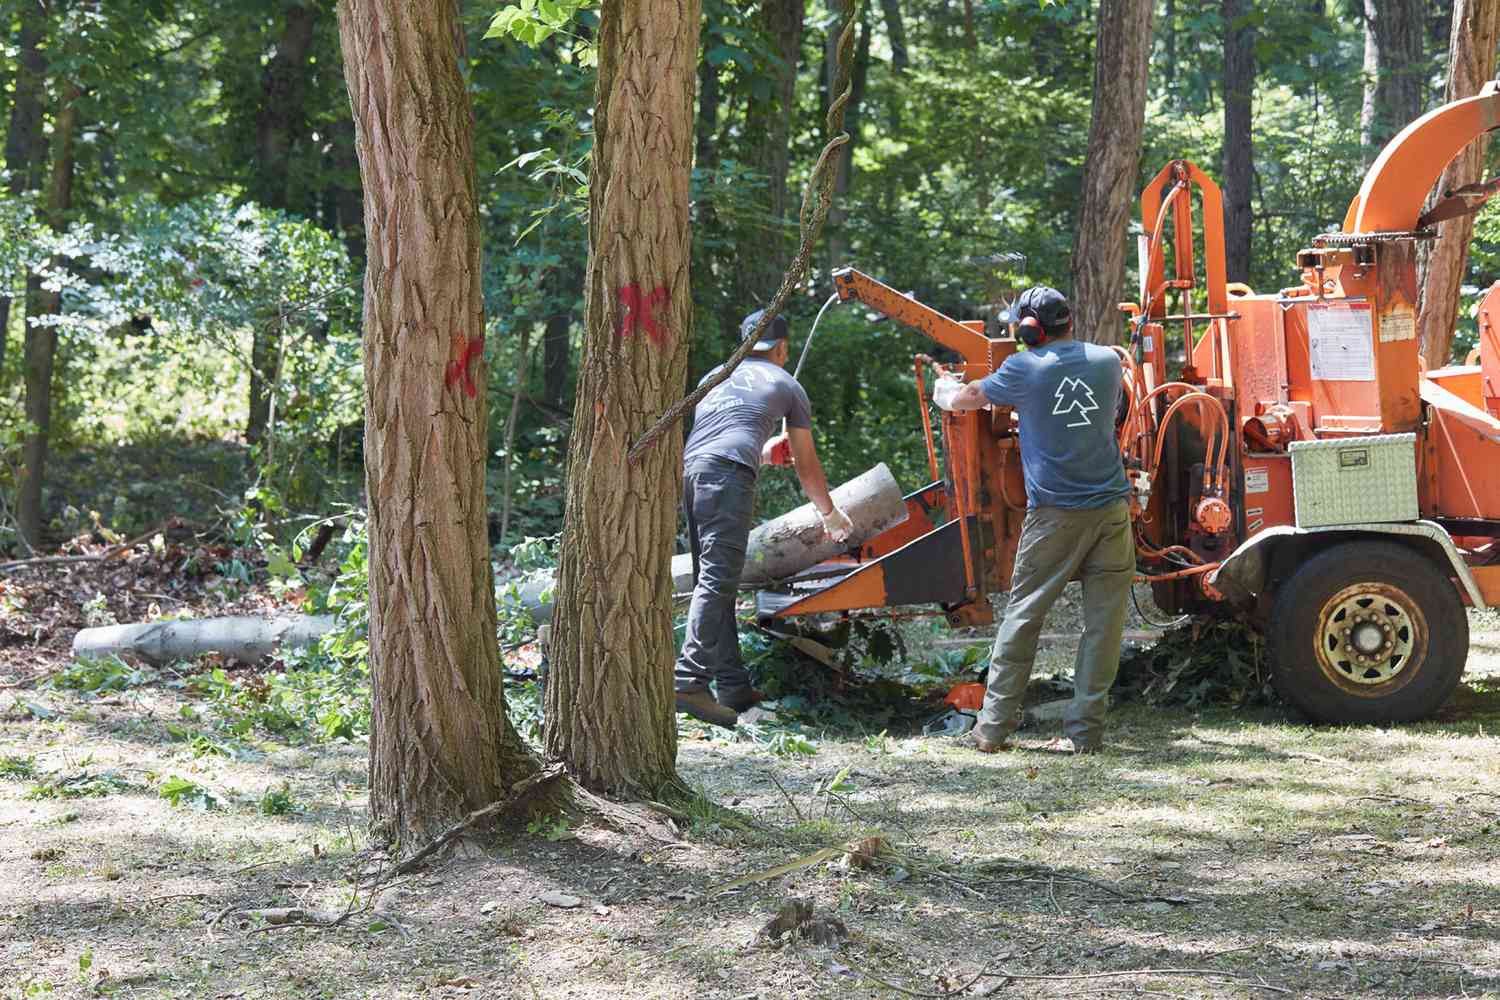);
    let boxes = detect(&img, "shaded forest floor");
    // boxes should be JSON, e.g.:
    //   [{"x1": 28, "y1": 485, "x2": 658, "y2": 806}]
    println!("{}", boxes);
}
[{"x1": 2, "y1": 556, "x2": 1500, "y2": 999}]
